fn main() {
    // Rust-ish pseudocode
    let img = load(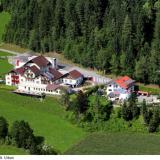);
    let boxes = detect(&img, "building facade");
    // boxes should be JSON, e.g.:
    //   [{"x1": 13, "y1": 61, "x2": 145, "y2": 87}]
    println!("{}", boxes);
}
[
  {"x1": 106, "y1": 76, "x2": 135, "y2": 101},
  {"x1": 6, "y1": 55, "x2": 83, "y2": 95},
  {"x1": 63, "y1": 70, "x2": 84, "y2": 87}
]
